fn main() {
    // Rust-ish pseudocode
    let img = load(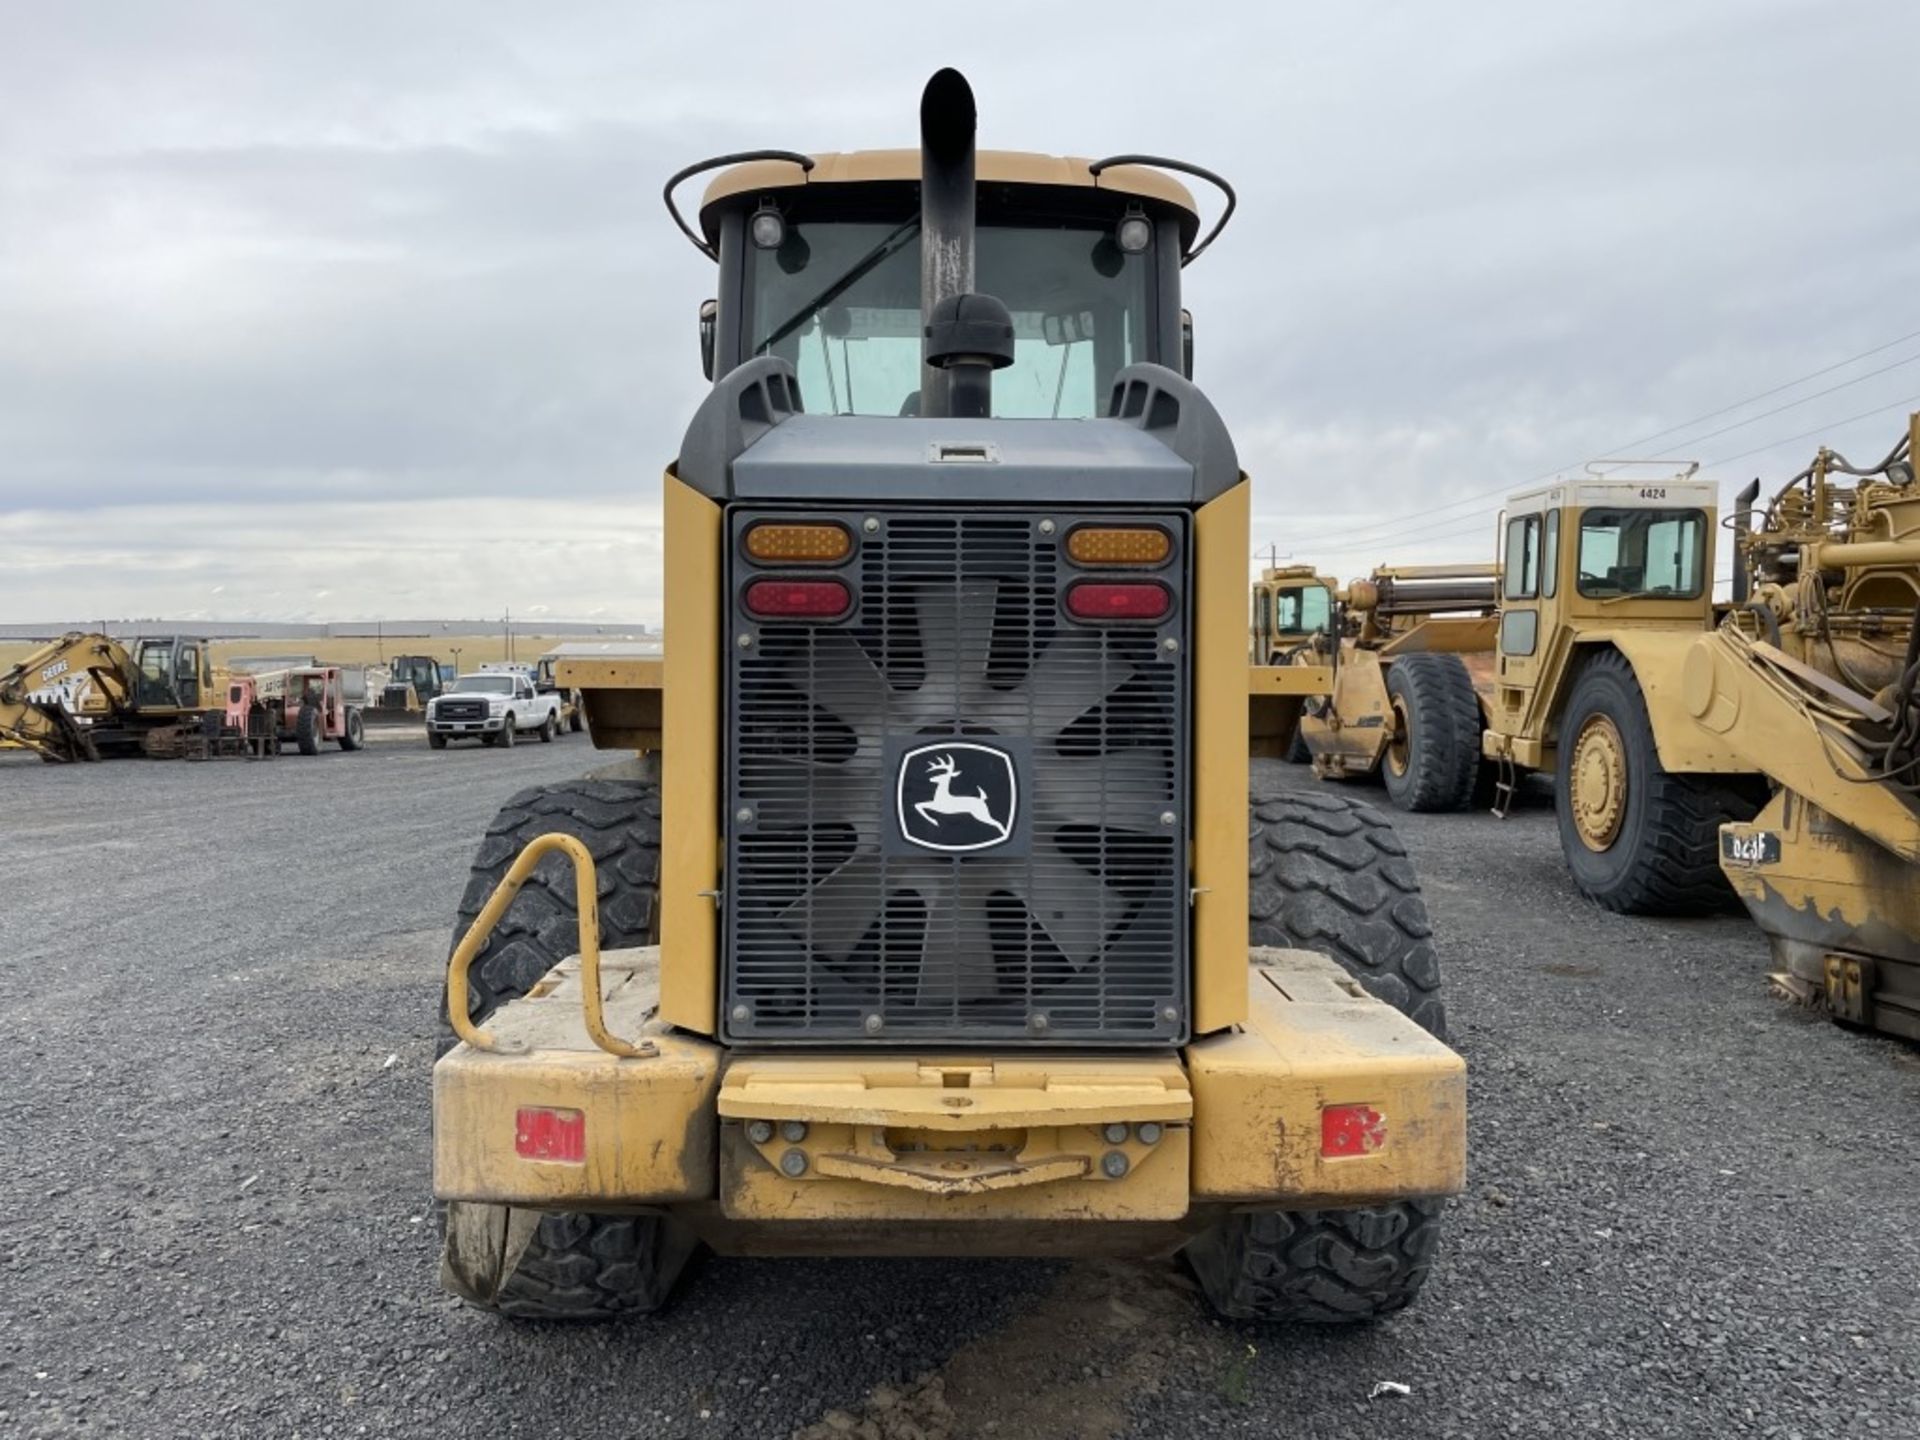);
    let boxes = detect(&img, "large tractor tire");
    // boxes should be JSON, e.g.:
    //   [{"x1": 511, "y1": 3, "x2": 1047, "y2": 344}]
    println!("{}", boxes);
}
[
  {"x1": 1380, "y1": 653, "x2": 1482, "y2": 813},
  {"x1": 294, "y1": 703, "x2": 322, "y2": 756},
  {"x1": 1185, "y1": 789, "x2": 1448, "y2": 1324},
  {"x1": 1554, "y1": 650, "x2": 1755, "y2": 914},
  {"x1": 438, "y1": 778, "x2": 693, "y2": 1320}
]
